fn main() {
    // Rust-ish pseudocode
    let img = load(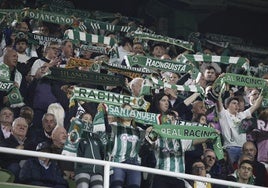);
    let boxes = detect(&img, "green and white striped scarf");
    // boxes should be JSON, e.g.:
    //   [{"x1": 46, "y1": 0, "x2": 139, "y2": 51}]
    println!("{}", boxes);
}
[
  {"x1": 182, "y1": 54, "x2": 249, "y2": 71},
  {"x1": 64, "y1": 29, "x2": 117, "y2": 46},
  {"x1": 104, "y1": 104, "x2": 166, "y2": 125},
  {"x1": 132, "y1": 31, "x2": 194, "y2": 51},
  {"x1": 125, "y1": 55, "x2": 192, "y2": 74},
  {"x1": 70, "y1": 86, "x2": 150, "y2": 111}
]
